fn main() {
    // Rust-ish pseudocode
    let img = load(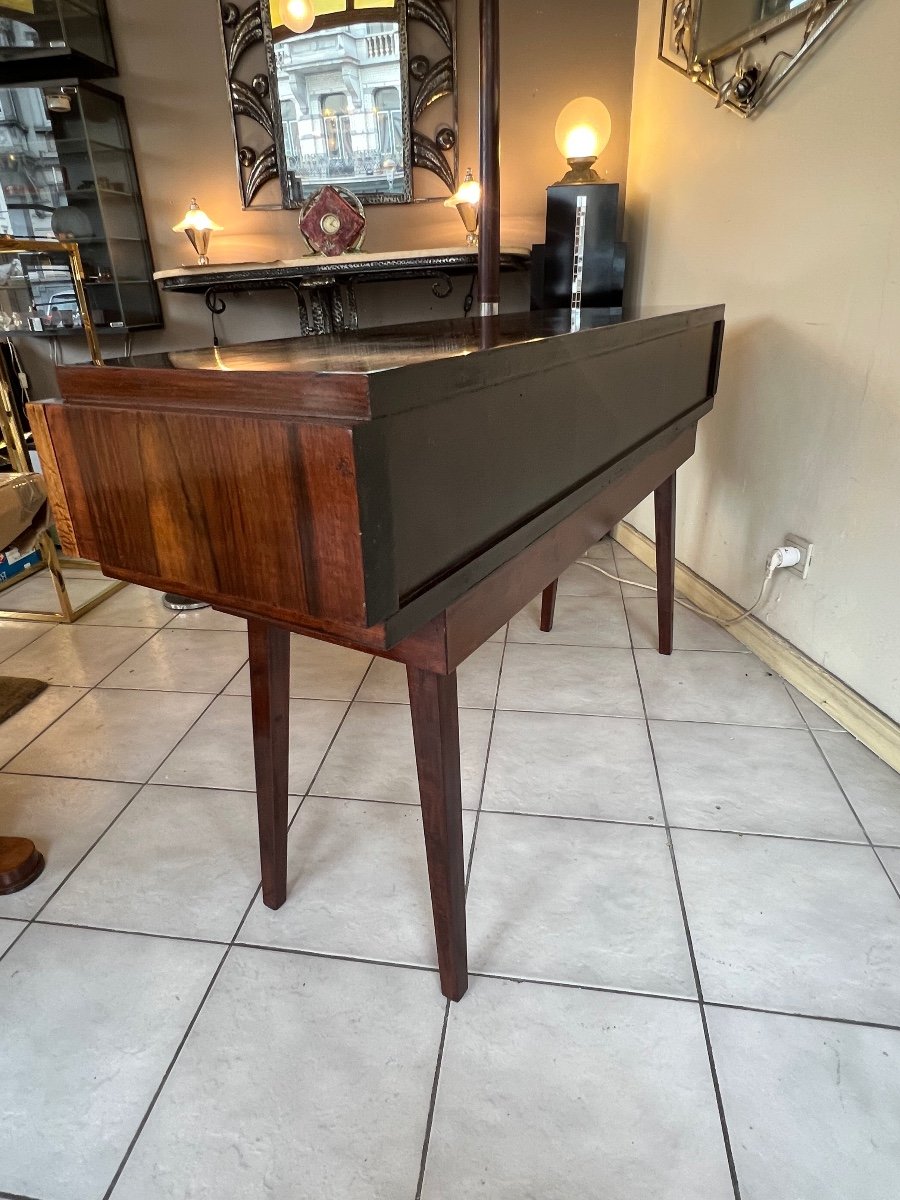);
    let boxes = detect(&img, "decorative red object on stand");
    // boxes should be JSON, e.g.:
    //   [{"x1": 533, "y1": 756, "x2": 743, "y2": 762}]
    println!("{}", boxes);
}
[{"x1": 298, "y1": 185, "x2": 366, "y2": 257}]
